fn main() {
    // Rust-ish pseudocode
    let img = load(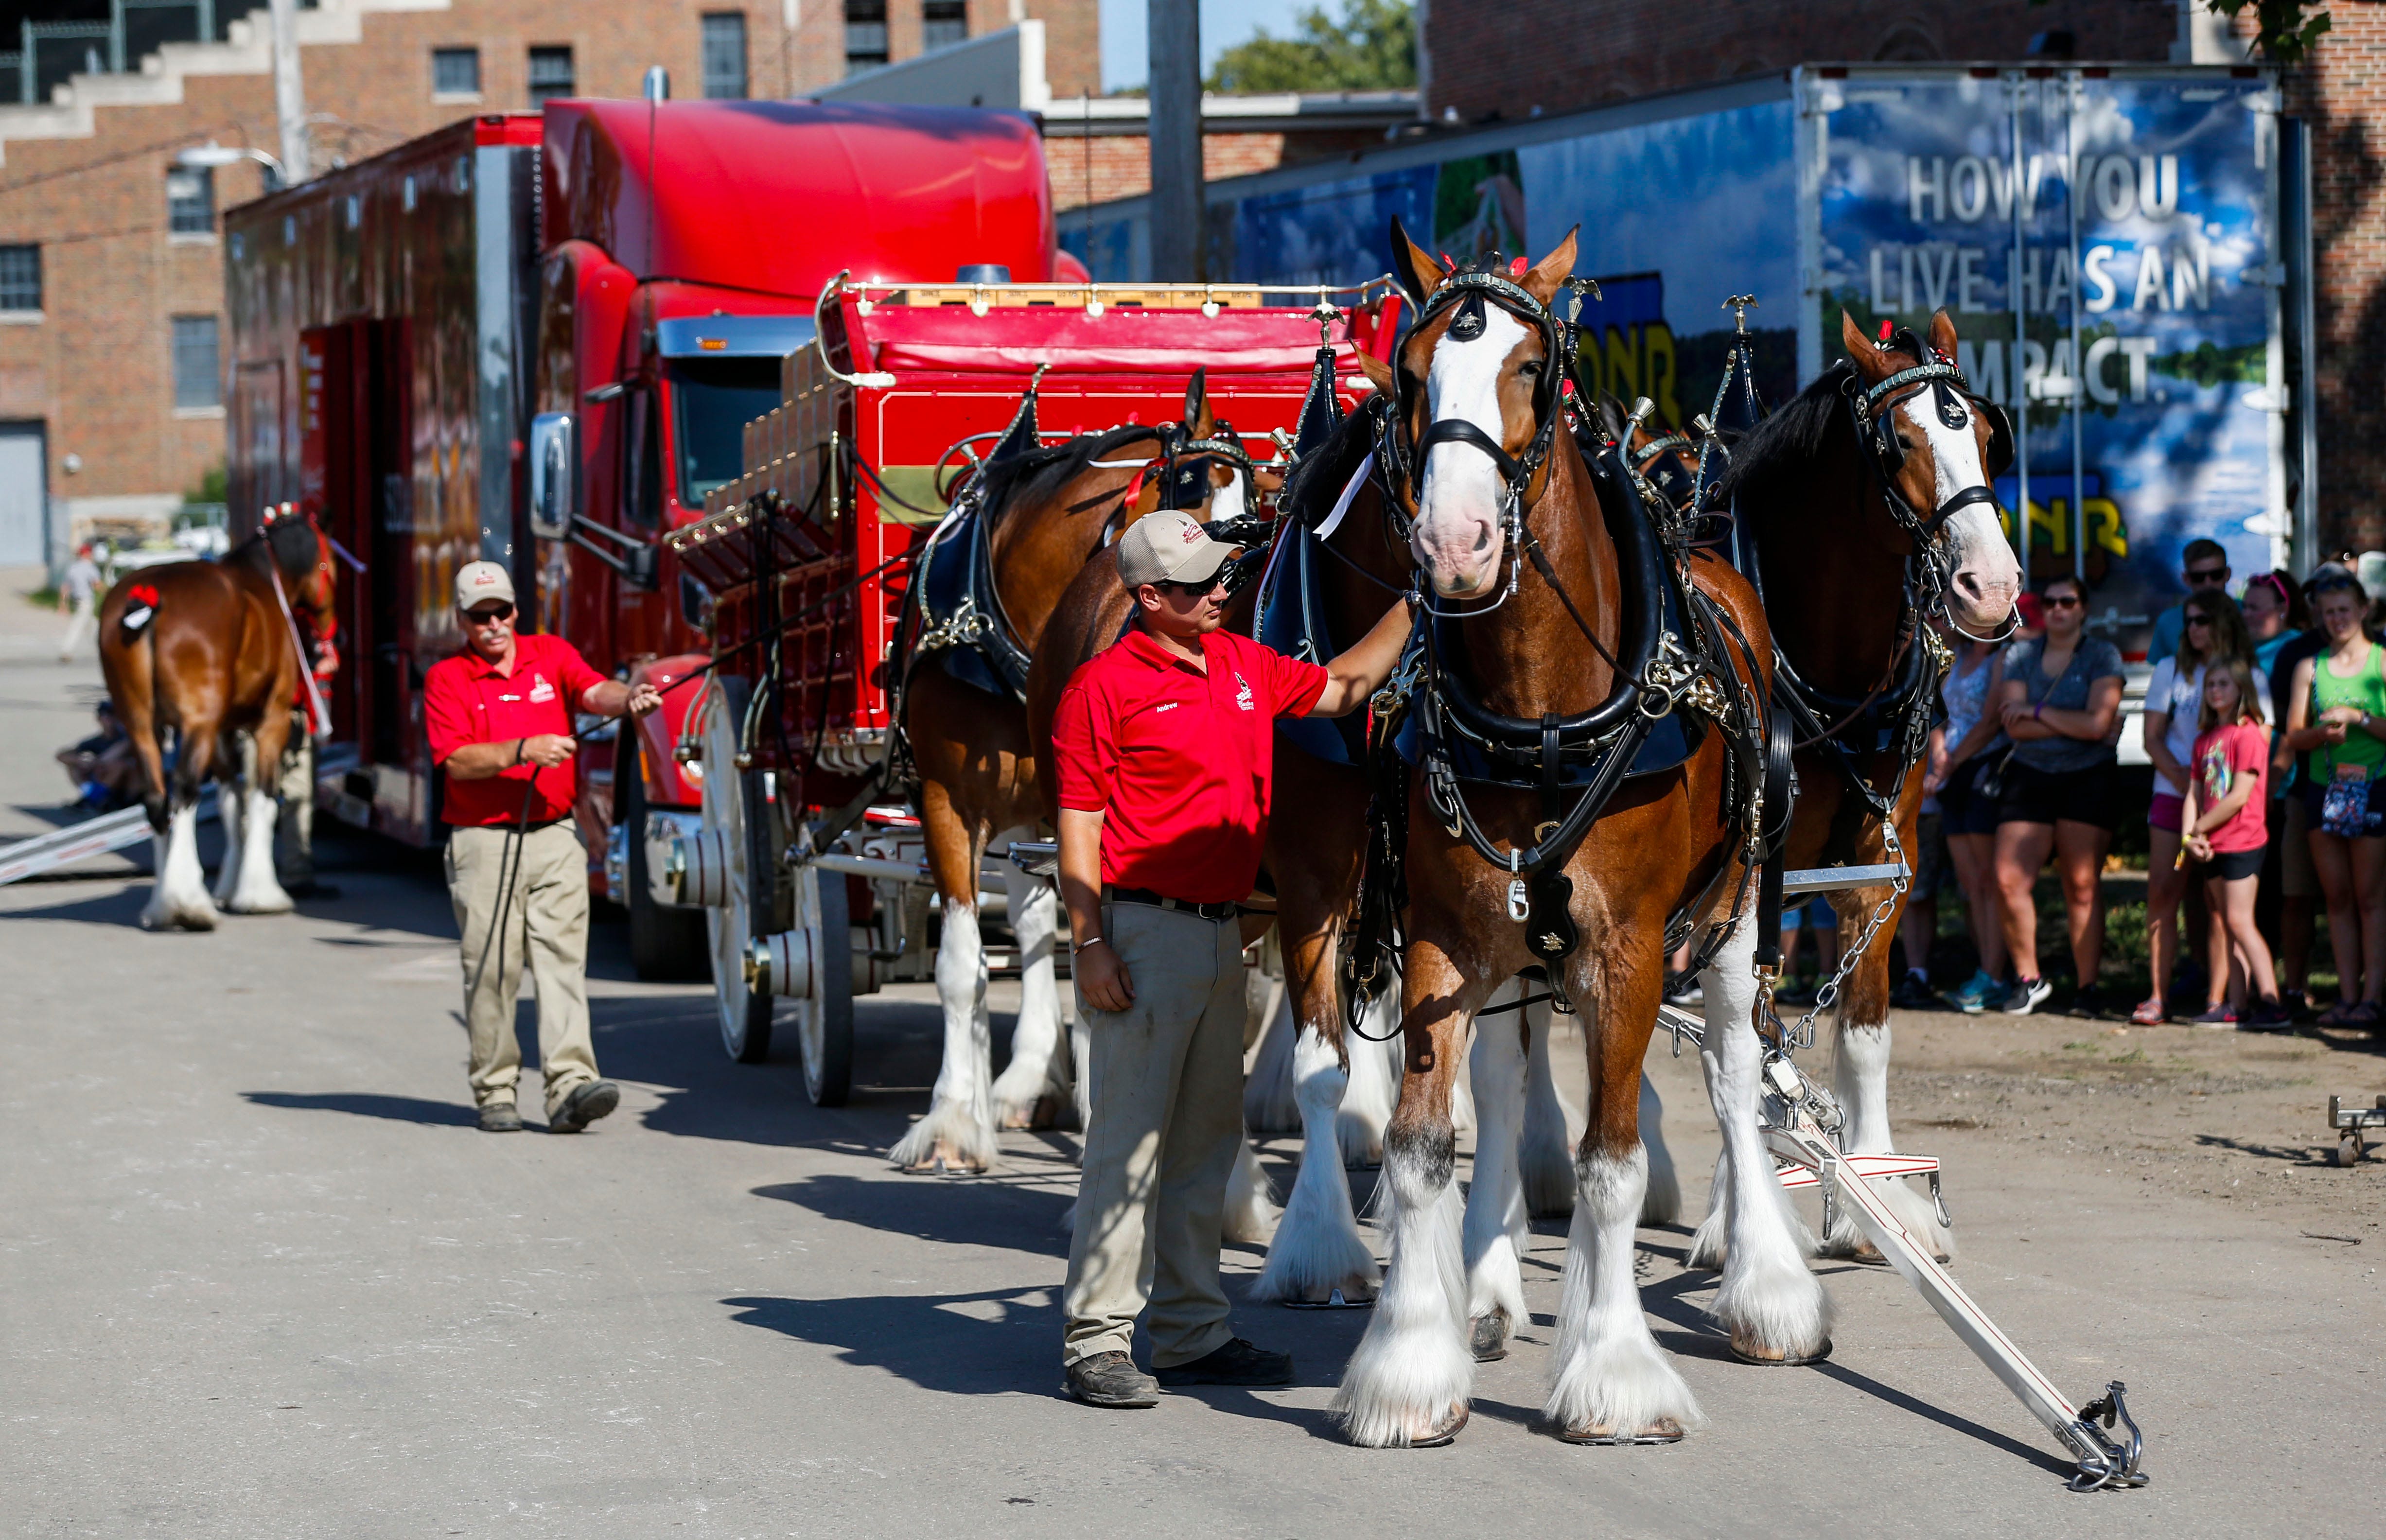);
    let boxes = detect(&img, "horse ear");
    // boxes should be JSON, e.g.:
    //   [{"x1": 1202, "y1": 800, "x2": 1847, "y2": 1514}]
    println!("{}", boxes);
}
[
  {"x1": 1520, "y1": 227, "x2": 1578, "y2": 309},
  {"x1": 1841, "y1": 310, "x2": 1891, "y2": 382},
  {"x1": 1928, "y1": 308, "x2": 1961, "y2": 366},
  {"x1": 1387, "y1": 215, "x2": 1441, "y2": 307},
  {"x1": 1595, "y1": 394, "x2": 1627, "y2": 440},
  {"x1": 1182, "y1": 367, "x2": 1211, "y2": 435},
  {"x1": 1356, "y1": 348, "x2": 1397, "y2": 397}
]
